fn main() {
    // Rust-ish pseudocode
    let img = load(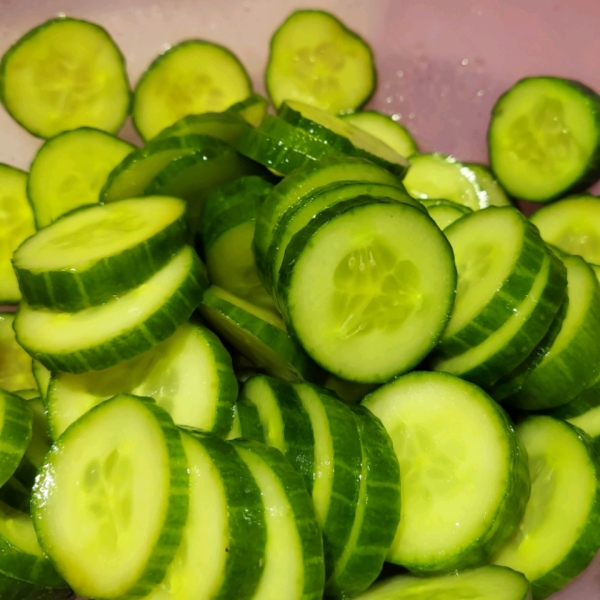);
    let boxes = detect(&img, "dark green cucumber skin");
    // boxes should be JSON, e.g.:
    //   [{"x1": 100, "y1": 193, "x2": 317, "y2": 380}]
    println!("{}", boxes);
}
[
  {"x1": 17, "y1": 248, "x2": 208, "y2": 374},
  {"x1": 489, "y1": 76, "x2": 600, "y2": 202},
  {"x1": 237, "y1": 400, "x2": 267, "y2": 443},
  {"x1": 438, "y1": 211, "x2": 547, "y2": 357},
  {"x1": 14, "y1": 200, "x2": 189, "y2": 313},
  {"x1": 154, "y1": 111, "x2": 251, "y2": 144},
  {"x1": 232, "y1": 439, "x2": 325, "y2": 600},
  {"x1": 0, "y1": 477, "x2": 32, "y2": 513},
  {"x1": 0, "y1": 390, "x2": 32, "y2": 488},
  {"x1": 0, "y1": 17, "x2": 131, "y2": 139},
  {"x1": 551, "y1": 375, "x2": 600, "y2": 419},
  {"x1": 0, "y1": 573, "x2": 72, "y2": 600}
]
